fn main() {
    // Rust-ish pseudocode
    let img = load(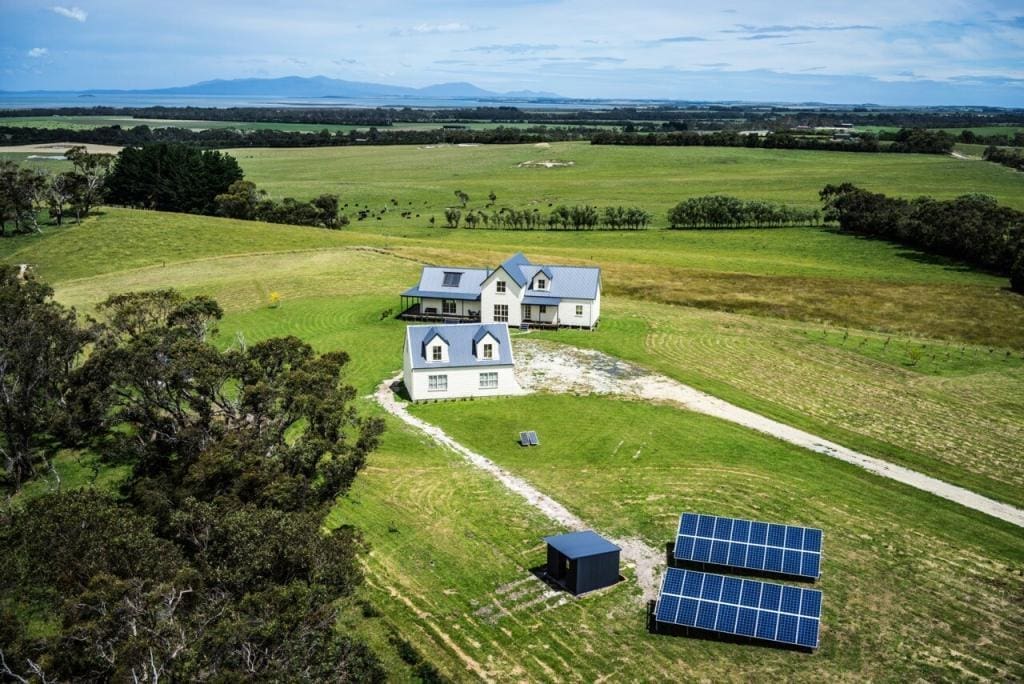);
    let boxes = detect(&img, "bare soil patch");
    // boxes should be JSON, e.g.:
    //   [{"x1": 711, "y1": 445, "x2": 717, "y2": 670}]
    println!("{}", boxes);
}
[{"x1": 517, "y1": 159, "x2": 575, "y2": 168}]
